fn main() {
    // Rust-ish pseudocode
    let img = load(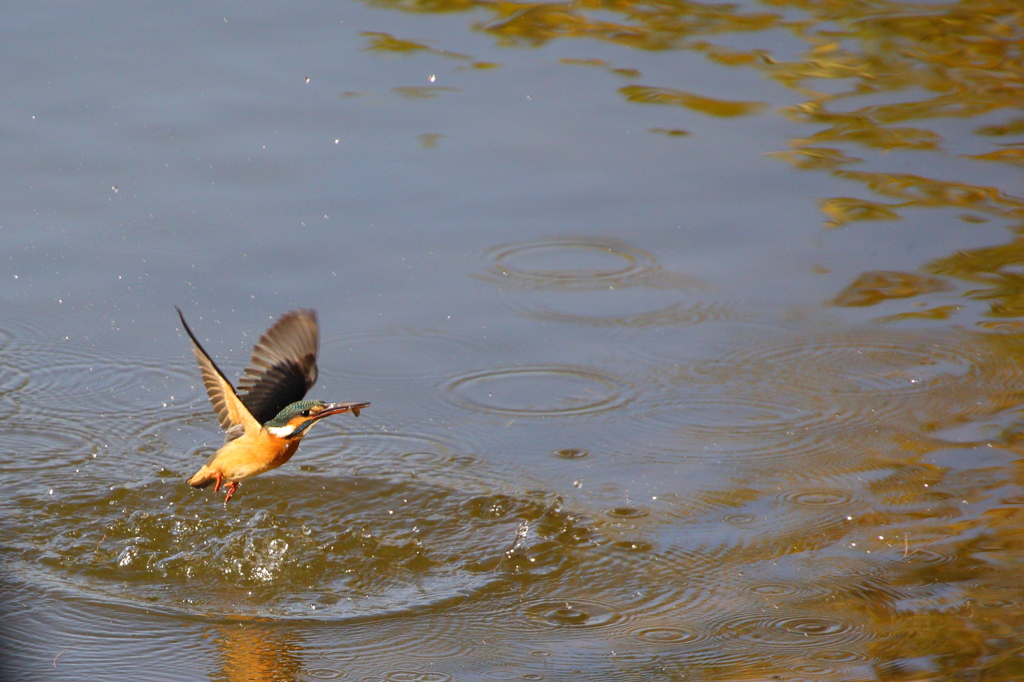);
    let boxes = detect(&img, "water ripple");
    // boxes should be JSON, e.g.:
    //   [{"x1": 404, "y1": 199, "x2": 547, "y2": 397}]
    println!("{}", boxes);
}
[
  {"x1": 308, "y1": 428, "x2": 489, "y2": 492},
  {"x1": 518, "y1": 598, "x2": 624, "y2": 629},
  {"x1": 712, "y1": 611, "x2": 869, "y2": 650},
  {"x1": 640, "y1": 391, "x2": 876, "y2": 467},
  {"x1": 692, "y1": 329, "x2": 985, "y2": 398},
  {"x1": 808, "y1": 648, "x2": 871, "y2": 664},
  {"x1": 511, "y1": 298, "x2": 736, "y2": 328},
  {"x1": 475, "y1": 236, "x2": 694, "y2": 291},
  {"x1": 5, "y1": 465, "x2": 596, "y2": 621},
  {"x1": 632, "y1": 625, "x2": 706, "y2": 644},
  {"x1": 0, "y1": 365, "x2": 29, "y2": 394},
  {"x1": 0, "y1": 419, "x2": 104, "y2": 472},
  {"x1": 604, "y1": 506, "x2": 650, "y2": 519},
  {"x1": 444, "y1": 365, "x2": 635, "y2": 417},
  {"x1": 779, "y1": 490, "x2": 855, "y2": 508},
  {"x1": 7, "y1": 344, "x2": 194, "y2": 412},
  {"x1": 0, "y1": 396, "x2": 19, "y2": 421}
]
